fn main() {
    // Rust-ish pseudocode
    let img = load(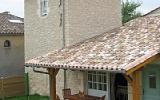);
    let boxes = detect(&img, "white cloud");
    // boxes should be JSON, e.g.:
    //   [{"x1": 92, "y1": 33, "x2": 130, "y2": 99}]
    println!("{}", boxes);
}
[{"x1": 0, "y1": 0, "x2": 24, "y2": 17}]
